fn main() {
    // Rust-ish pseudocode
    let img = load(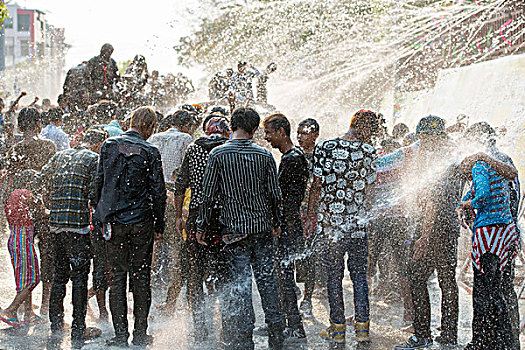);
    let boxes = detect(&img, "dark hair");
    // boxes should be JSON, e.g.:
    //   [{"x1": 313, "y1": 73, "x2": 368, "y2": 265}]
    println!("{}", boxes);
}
[
  {"x1": 298, "y1": 118, "x2": 319, "y2": 133},
  {"x1": 392, "y1": 123, "x2": 410, "y2": 139},
  {"x1": 18, "y1": 107, "x2": 41, "y2": 133},
  {"x1": 263, "y1": 113, "x2": 291, "y2": 137},
  {"x1": 465, "y1": 122, "x2": 495, "y2": 143},
  {"x1": 171, "y1": 110, "x2": 195, "y2": 128},
  {"x1": 42, "y1": 98, "x2": 51, "y2": 106},
  {"x1": 210, "y1": 106, "x2": 228, "y2": 116},
  {"x1": 83, "y1": 125, "x2": 110, "y2": 145},
  {"x1": 349, "y1": 110, "x2": 379, "y2": 135},
  {"x1": 231, "y1": 108, "x2": 260, "y2": 133},
  {"x1": 95, "y1": 101, "x2": 118, "y2": 124},
  {"x1": 116, "y1": 108, "x2": 130, "y2": 122},
  {"x1": 47, "y1": 108, "x2": 64, "y2": 123}
]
